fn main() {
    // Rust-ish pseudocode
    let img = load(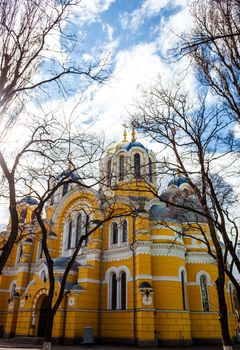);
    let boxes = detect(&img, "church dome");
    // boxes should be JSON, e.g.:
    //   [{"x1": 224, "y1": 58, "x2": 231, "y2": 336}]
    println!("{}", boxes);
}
[
  {"x1": 18, "y1": 196, "x2": 38, "y2": 206},
  {"x1": 56, "y1": 169, "x2": 80, "y2": 181},
  {"x1": 168, "y1": 176, "x2": 189, "y2": 187},
  {"x1": 100, "y1": 126, "x2": 156, "y2": 190}
]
